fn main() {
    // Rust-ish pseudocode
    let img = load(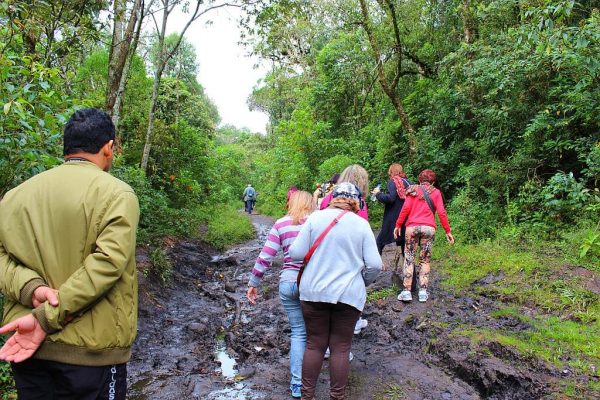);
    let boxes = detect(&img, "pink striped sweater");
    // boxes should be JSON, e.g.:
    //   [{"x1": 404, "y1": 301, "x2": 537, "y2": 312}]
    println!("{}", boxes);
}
[{"x1": 248, "y1": 215, "x2": 305, "y2": 287}]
